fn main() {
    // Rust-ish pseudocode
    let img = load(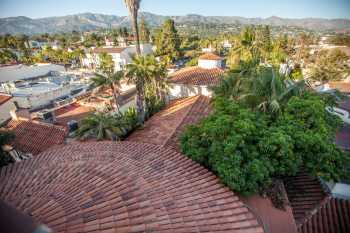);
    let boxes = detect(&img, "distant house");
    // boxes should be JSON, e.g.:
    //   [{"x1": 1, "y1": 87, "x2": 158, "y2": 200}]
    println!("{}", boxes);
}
[
  {"x1": 104, "y1": 37, "x2": 115, "y2": 47},
  {"x1": 82, "y1": 44, "x2": 153, "y2": 71},
  {"x1": 222, "y1": 39, "x2": 233, "y2": 48},
  {"x1": 27, "y1": 40, "x2": 48, "y2": 49},
  {"x1": 168, "y1": 52, "x2": 225, "y2": 99}
]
